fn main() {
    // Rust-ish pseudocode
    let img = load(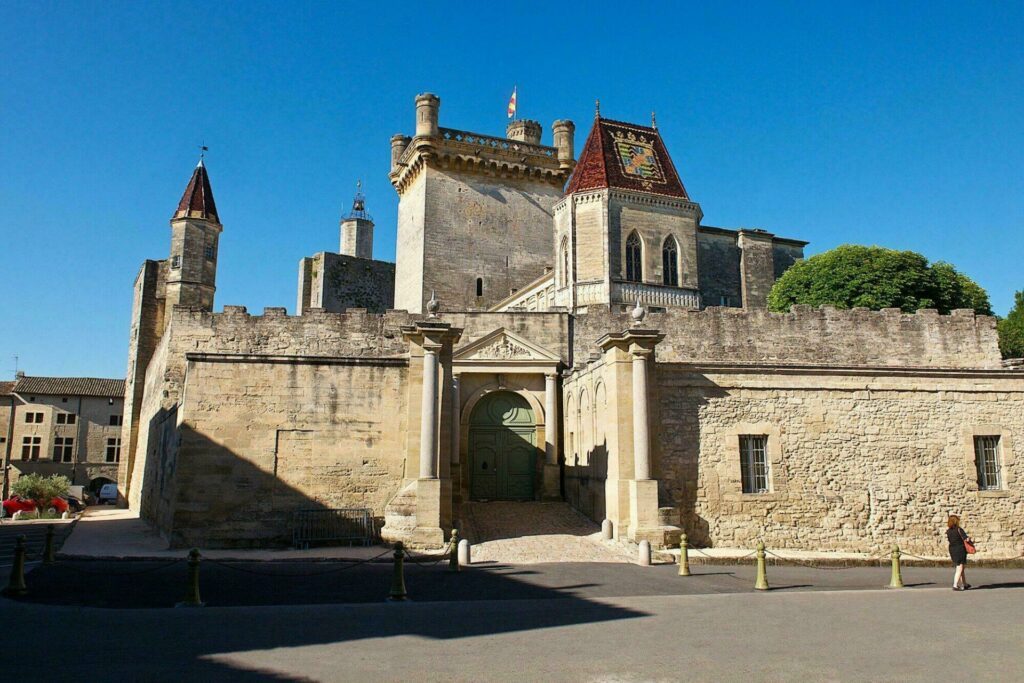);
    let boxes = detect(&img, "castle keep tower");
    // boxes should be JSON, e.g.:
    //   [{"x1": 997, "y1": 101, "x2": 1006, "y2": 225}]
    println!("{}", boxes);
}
[
  {"x1": 389, "y1": 93, "x2": 575, "y2": 312},
  {"x1": 339, "y1": 182, "x2": 374, "y2": 259},
  {"x1": 166, "y1": 159, "x2": 222, "y2": 312}
]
